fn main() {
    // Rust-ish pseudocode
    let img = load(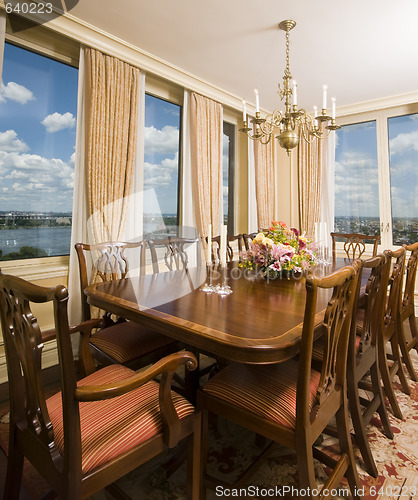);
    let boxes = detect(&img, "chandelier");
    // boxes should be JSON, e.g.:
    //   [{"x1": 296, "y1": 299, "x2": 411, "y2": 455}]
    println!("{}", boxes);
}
[{"x1": 240, "y1": 20, "x2": 340, "y2": 155}]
